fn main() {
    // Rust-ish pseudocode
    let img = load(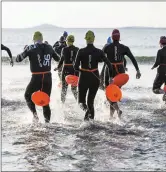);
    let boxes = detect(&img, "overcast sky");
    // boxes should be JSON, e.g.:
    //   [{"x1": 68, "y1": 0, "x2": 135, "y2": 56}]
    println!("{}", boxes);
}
[{"x1": 2, "y1": 2, "x2": 166, "y2": 28}]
